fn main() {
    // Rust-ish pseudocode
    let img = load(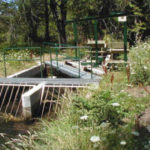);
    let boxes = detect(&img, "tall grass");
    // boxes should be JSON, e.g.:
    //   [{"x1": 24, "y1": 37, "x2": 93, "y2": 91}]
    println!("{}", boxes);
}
[
  {"x1": 0, "y1": 50, "x2": 37, "y2": 77},
  {"x1": 3, "y1": 72, "x2": 150, "y2": 150},
  {"x1": 129, "y1": 40, "x2": 150, "y2": 85}
]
